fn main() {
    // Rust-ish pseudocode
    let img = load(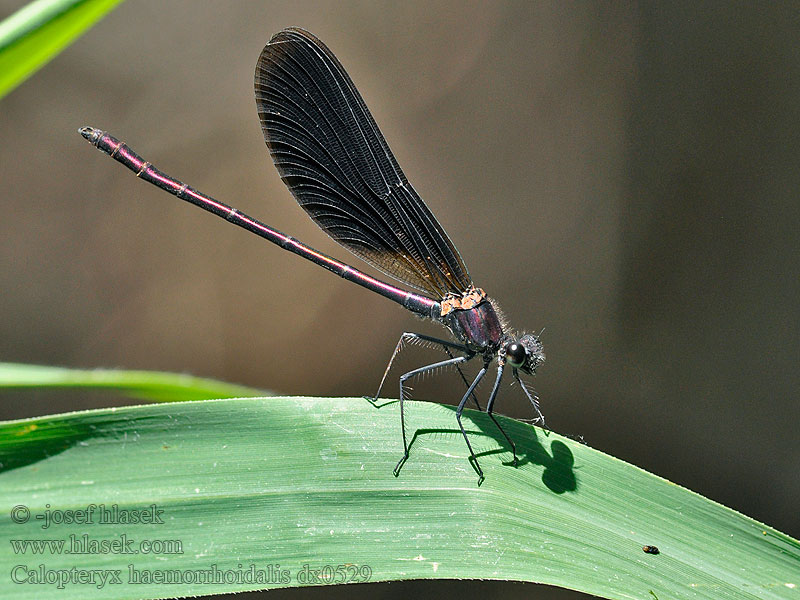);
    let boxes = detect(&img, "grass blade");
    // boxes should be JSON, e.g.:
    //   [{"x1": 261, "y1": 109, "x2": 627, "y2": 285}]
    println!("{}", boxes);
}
[
  {"x1": 1, "y1": 393, "x2": 796, "y2": 599},
  {"x1": 0, "y1": 0, "x2": 122, "y2": 100},
  {"x1": 0, "y1": 362, "x2": 264, "y2": 402}
]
